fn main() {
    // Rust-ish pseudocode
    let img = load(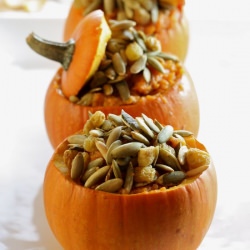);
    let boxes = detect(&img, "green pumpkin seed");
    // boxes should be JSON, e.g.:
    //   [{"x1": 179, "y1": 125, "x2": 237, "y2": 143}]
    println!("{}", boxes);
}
[
  {"x1": 147, "y1": 56, "x2": 166, "y2": 73},
  {"x1": 157, "y1": 171, "x2": 186, "y2": 187},
  {"x1": 111, "y1": 142, "x2": 144, "y2": 158},
  {"x1": 123, "y1": 162, "x2": 134, "y2": 193},
  {"x1": 71, "y1": 153, "x2": 84, "y2": 180},
  {"x1": 136, "y1": 117, "x2": 154, "y2": 139},
  {"x1": 130, "y1": 54, "x2": 147, "y2": 74},
  {"x1": 157, "y1": 125, "x2": 174, "y2": 144},
  {"x1": 173, "y1": 130, "x2": 194, "y2": 137},
  {"x1": 67, "y1": 134, "x2": 86, "y2": 145},
  {"x1": 121, "y1": 109, "x2": 140, "y2": 131},
  {"x1": 142, "y1": 113, "x2": 160, "y2": 133},
  {"x1": 115, "y1": 81, "x2": 130, "y2": 101},
  {"x1": 159, "y1": 147, "x2": 181, "y2": 170},
  {"x1": 95, "y1": 140, "x2": 108, "y2": 160},
  {"x1": 87, "y1": 157, "x2": 105, "y2": 170},
  {"x1": 84, "y1": 165, "x2": 110, "y2": 188},
  {"x1": 106, "y1": 126, "x2": 123, "y2": 148},
  {"x1": 131, "y1": 131, "x2": 150, "y2": 145},
  {"x1": 112, "y1": 52, "x2": 126, "y2": 76},
  {"x1": 112, "y1": 159, "x2": 122, "y2": 178},
  {"x1": 60, "y1": 111, "x2": 210, "y2": 194},
  {"x1": 106, "y1": 140, "x2": 122, "y2": 165},
  {"x1": 96, "y1": 178, "x2": 124, "y2": 193}
]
